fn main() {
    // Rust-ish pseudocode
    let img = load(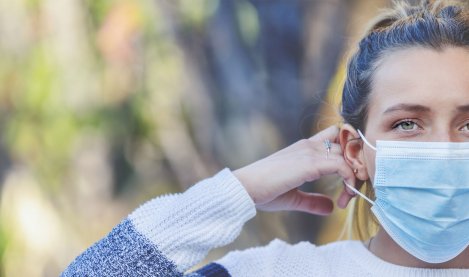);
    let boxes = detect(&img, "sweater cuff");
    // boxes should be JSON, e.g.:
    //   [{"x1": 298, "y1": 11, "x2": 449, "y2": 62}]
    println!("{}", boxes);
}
[{"x1": 129, "y1": 168, "x2": 256, "y2": 272}]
